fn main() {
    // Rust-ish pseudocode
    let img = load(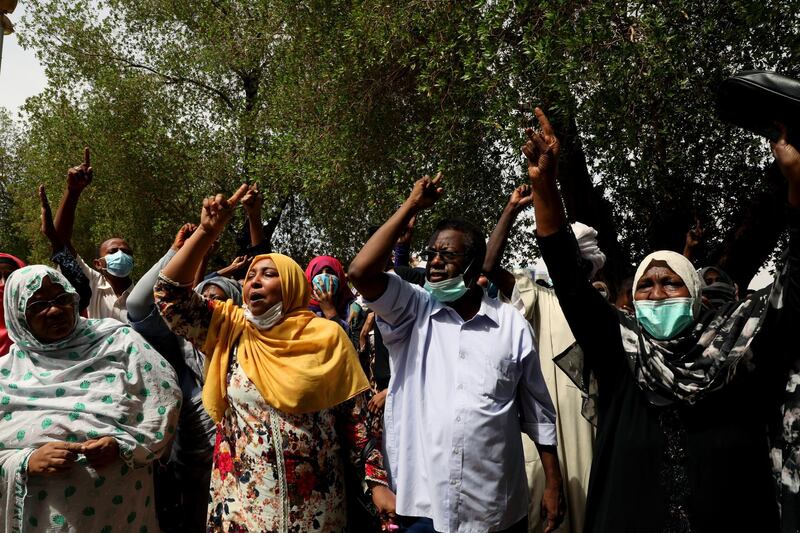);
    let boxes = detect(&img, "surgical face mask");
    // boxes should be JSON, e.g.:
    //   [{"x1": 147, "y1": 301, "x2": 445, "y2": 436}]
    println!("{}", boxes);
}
[
  {"x1": 244, "y1": 301, "x2": 283, "y2": 330},
  {"x1": 104, "y1": 250, "x2": 134, "y2": 278},
  {"x1": 312, "y1": 273, "x2": 339, "y2": 295},
  {"x1": 634, "y1": 297, "x2": 695, "y2": 340},
  {"x1": 424, "y1": 260, "x2": 474, "y2": 303}
]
